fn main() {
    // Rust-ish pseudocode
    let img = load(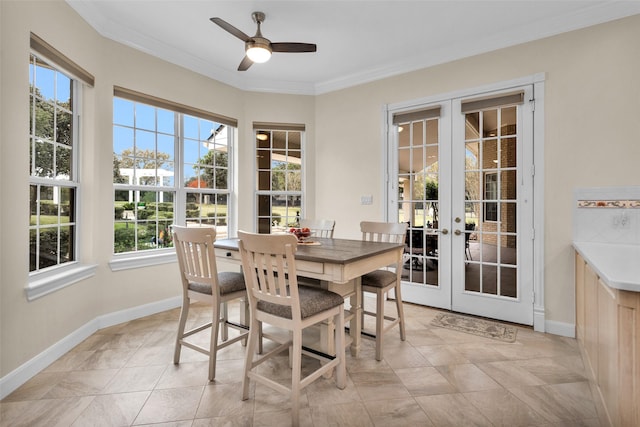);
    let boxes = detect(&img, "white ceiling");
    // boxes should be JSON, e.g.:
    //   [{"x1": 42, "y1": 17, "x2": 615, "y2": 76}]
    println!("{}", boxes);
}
[{"x1": 66, "y1": 1, "x2": 640, "y2": 95}]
